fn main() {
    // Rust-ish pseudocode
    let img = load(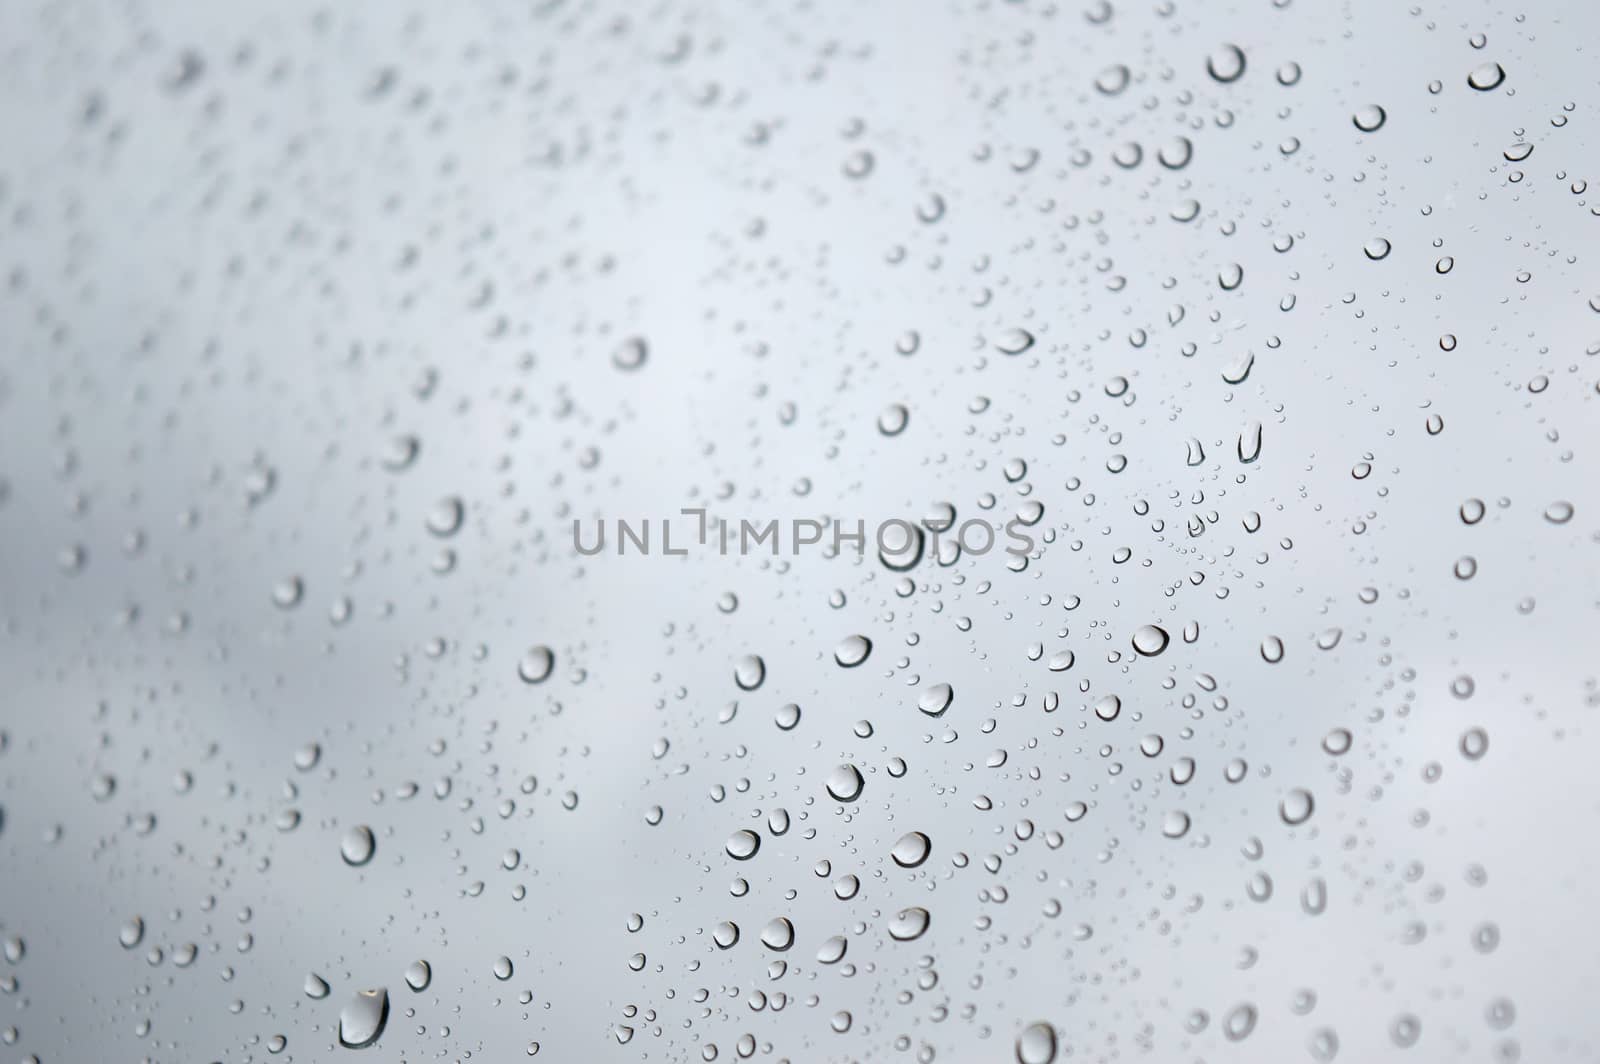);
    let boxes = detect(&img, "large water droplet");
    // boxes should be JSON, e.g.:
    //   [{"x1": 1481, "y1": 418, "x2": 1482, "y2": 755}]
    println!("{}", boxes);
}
[
  {"x1": 1131, "y1": 625, "x2": 1169, "y2": 657},
  {"x1": 1279, "y1": 788, "x2": 1315, "y2": 825},
  {"x1": 760, "y1": 917, "x2": 795, "y2": 951},
  {"x1": 1467, "y1": 62, "x2": 1505, "y2": 90},
  {"x1": 725, "y1": 829, "x2": 761, "y2": 860},
  {"x1": 337, "y1": 988, "x2": 390, "y2": 1049},
  {"x1": 340, "y1": 825, "x2": 376, "y2": 867},
  {"x1": 834, "y1": 635, "x2": 872, "y2": 667},
  {"x1": 918, "y1": 682, "x2": 953, "y2": 717},
  {"x1": 891, "y1": 831, "x2": 931, "y2": 868},
  {"x1": 825, "y1": 764, "x2": 865, "y2": 802},
  {"x1": 1352, "y1": 104, "x2": 1387, "y2": 132},
  {"x1": 517, "y1": 646, "x2": 555, "y2": 684},
  {"x1": 1016, "y1": 1022, "x2": 1058, "y2": 1064},
  {"x1": 734, "y1": 654, "x2": 767, "y2": 690},
  {"x1": 1206, "y1": 43, "x2": 1246, "y2": 83},
  {"x1": 887, "y1": 906, "x2": 930, "y2": 941}
]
